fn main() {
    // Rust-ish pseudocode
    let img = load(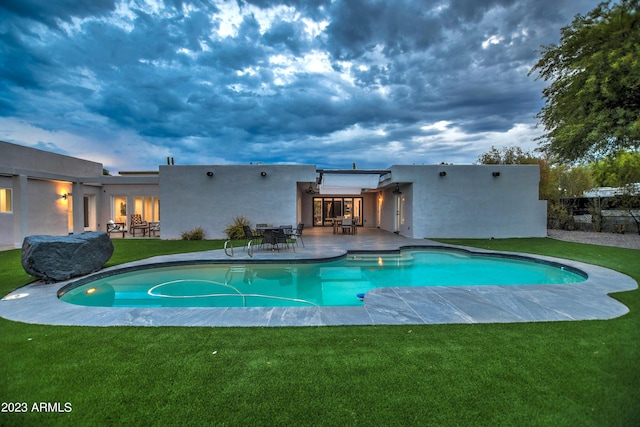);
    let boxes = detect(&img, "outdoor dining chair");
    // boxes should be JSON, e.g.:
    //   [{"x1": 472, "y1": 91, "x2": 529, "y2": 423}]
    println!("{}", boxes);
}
[{"x1": 290, "y1": 223, "x2": 305, "y2": 247}]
